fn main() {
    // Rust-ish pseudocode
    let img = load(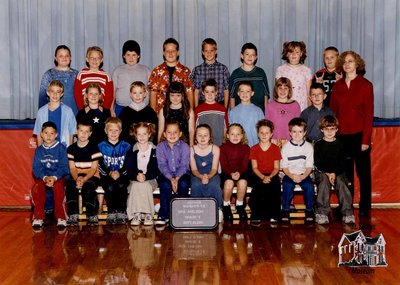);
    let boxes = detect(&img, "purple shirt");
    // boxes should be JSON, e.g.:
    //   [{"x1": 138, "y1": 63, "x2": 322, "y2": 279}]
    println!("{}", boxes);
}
[{"x1": 156, "y1": 140, "x2": 190, "y2": 179}]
